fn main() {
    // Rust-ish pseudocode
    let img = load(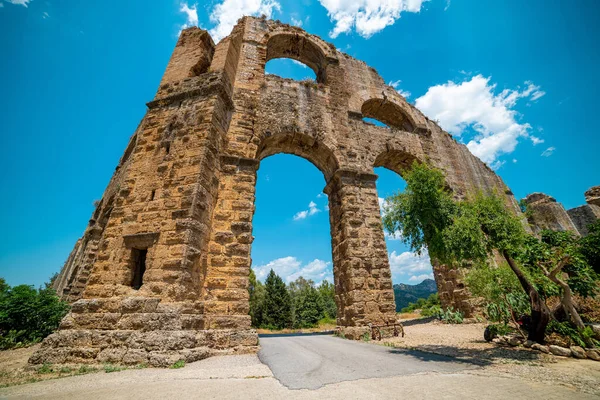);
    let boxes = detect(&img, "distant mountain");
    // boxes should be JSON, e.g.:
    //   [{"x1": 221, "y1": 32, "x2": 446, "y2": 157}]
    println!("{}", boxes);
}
[{"x1": 393, "y1": 279, "x2": 437, "y2": 311}]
